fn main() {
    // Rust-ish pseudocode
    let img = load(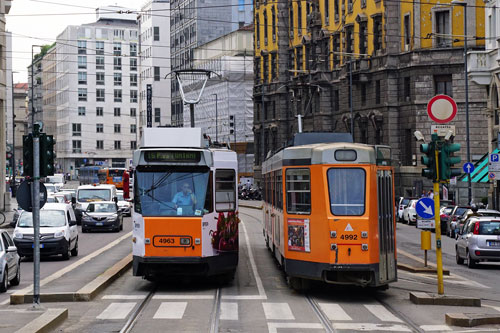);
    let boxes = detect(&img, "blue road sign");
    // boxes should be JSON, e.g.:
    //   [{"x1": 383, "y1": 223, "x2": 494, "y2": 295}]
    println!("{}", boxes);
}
[
  {"x1": 463, "y1": 162, "x2": 474, "y2": 174},
  {"x1": 416, "y1": 198, "x2": 435, "y2": 219},
  {"x1": 491, "y1": 154, "x2": 499, "y2": 163}
]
